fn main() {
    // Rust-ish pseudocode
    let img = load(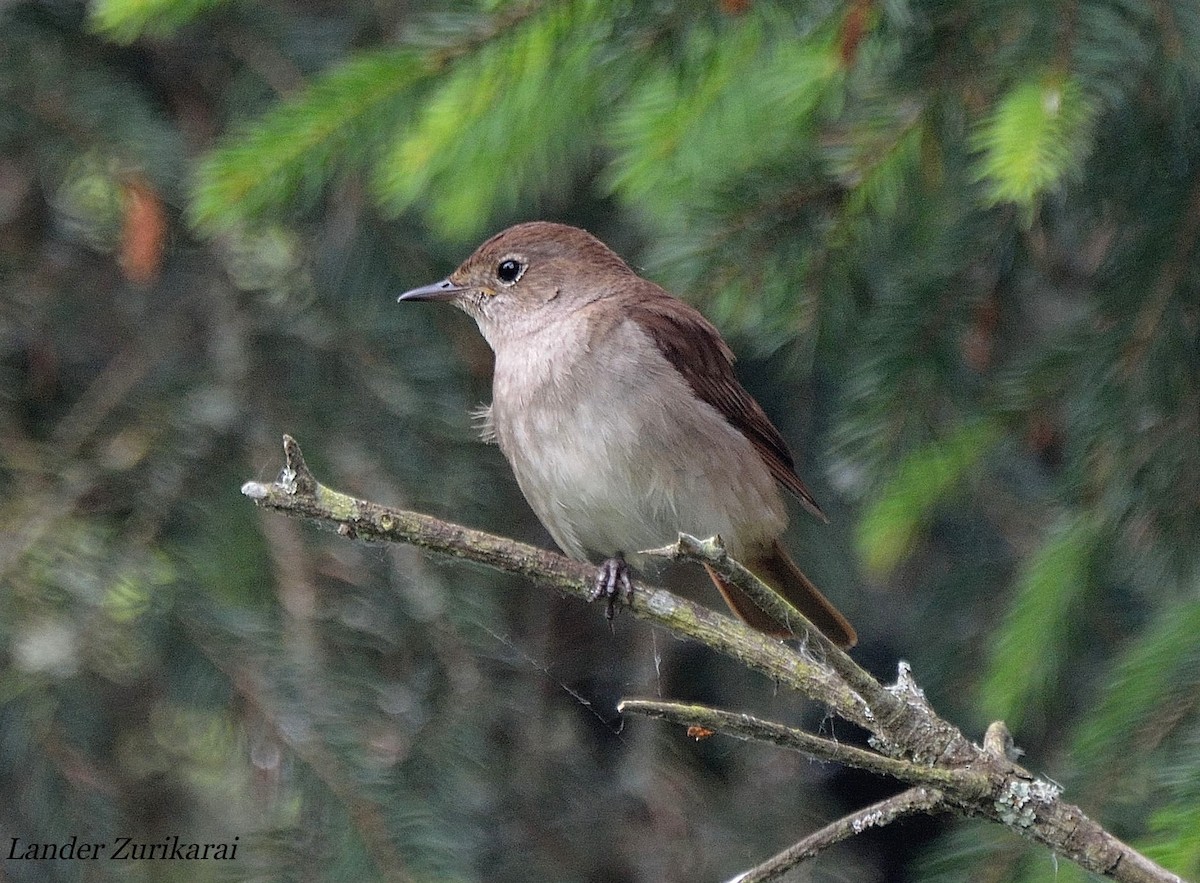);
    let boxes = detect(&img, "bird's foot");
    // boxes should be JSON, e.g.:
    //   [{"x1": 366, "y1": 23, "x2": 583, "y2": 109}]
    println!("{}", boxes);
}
[{"x1": 589, "y1": 555, "x2": 634, "y2": 624}]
